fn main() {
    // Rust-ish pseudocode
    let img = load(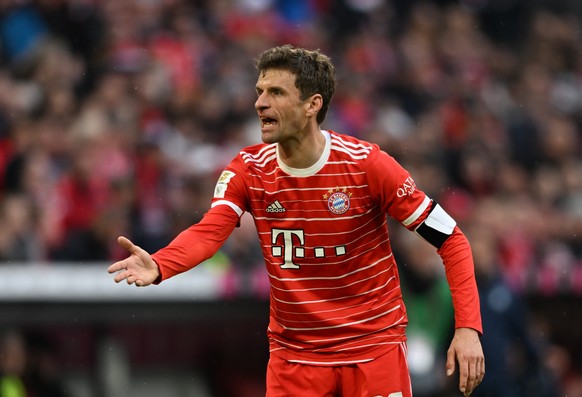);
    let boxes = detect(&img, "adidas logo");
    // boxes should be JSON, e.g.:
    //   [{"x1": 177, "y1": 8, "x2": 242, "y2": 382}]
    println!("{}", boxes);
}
[{"x1": 266, "y1": 200, "x2": 286, "y2": 213}]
